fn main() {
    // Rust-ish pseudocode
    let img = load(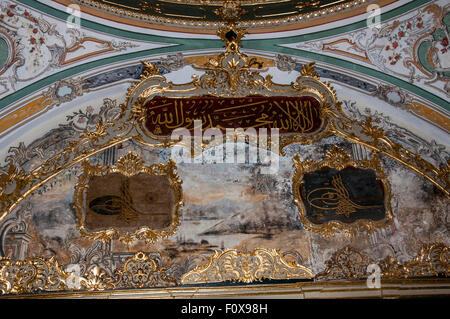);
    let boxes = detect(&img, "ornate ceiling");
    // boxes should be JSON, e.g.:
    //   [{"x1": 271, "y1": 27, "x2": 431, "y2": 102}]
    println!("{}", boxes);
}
[{"x1": 0, "y1": 0, "x2": 448, "y2": 298}]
